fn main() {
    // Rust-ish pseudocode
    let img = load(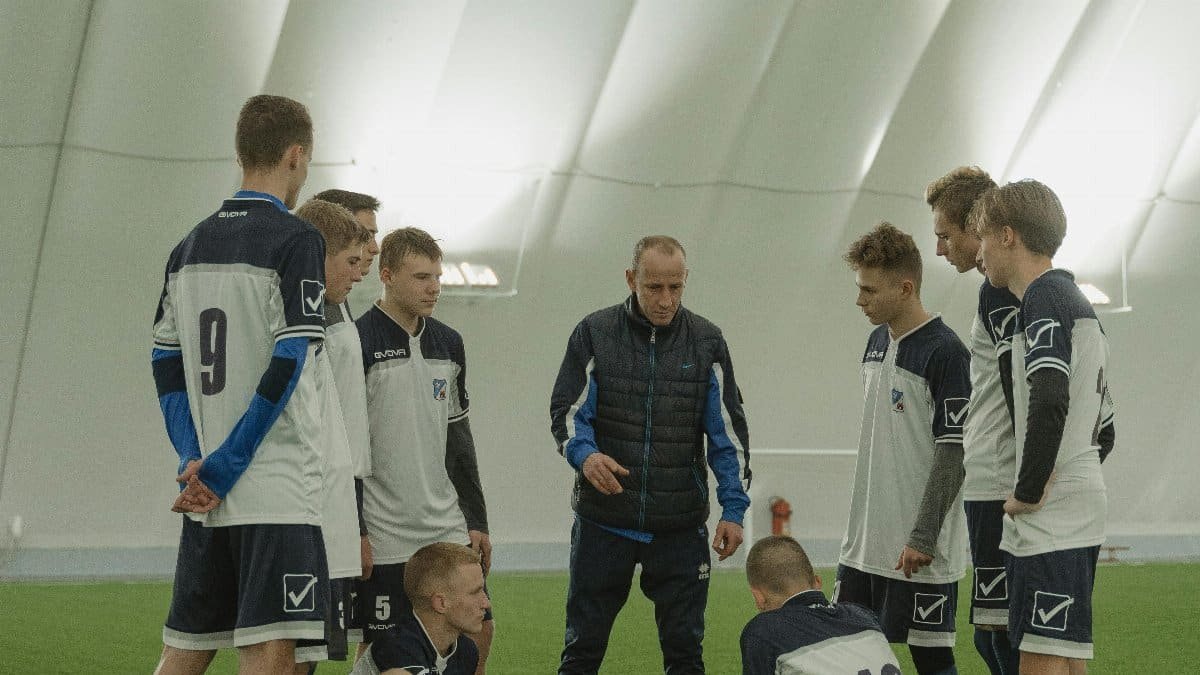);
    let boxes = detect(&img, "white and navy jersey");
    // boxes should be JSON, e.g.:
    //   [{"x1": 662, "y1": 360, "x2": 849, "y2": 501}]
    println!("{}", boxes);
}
[
  {"x1": 152, "y1": 196, "x2": 326, "y2": 526},
  {"x1": 963, "y1": 280, "x2": 1021, "y2": 500},
  {"x1": 840, "y1": 315, "x2": 970, "y2": 583},
  {"x1": 314, "y1": 350, "x2": 363, "y2": 579},
  {"x1": 351, "y1": 611, "x2": 478, "y2": 675},
  {"x1": 357, "y1": 306, "x2": 470, "y2": 564},
  {"x1": 326, "y1": 302, "x2": 372, "y2": 478},
  {"x1": 740, "y1": 590, "x2": 900, "y2": 675},
  {"x1": 1003, "y1": 269, "x2": 1111, "y2": 557}
]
